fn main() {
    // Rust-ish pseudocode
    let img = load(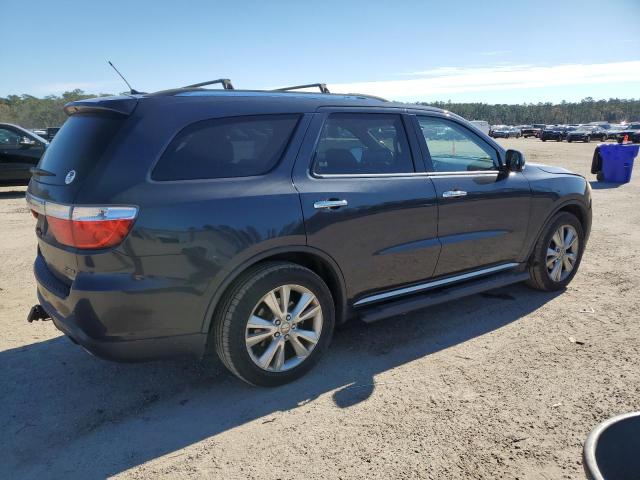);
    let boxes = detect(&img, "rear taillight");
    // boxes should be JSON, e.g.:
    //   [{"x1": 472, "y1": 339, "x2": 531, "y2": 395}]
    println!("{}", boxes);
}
[{"x1": 26, "y1": 194, "x2": 137, "y2": 249}]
